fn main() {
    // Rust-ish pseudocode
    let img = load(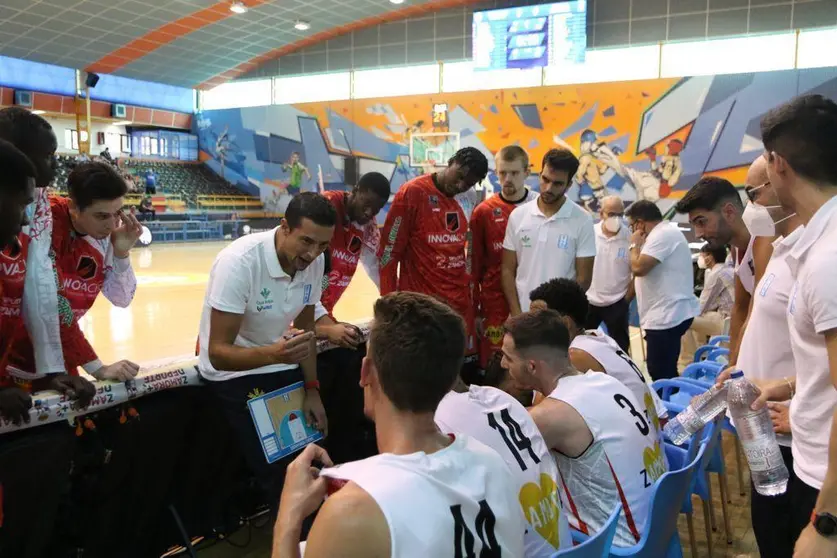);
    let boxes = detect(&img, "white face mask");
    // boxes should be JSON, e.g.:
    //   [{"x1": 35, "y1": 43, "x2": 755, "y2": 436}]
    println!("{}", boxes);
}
[
  {"x1": 603, "y1": 216, "x2": 622, "y2": 233},
  {"x1": 697, "y1": 255, "x2": 708, "y2": 270},
  {"x1": 742, "y1": 202, "x2": 790, "y2": 237}
]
